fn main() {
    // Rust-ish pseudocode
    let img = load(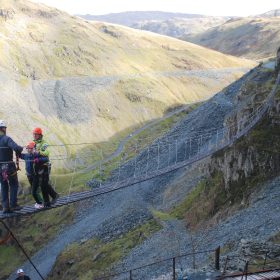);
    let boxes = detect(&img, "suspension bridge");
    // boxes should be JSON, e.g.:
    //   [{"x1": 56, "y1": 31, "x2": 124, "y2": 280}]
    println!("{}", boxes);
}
[{"x1": 0, "y1": 72, "x2": 279, "y2": 220}]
